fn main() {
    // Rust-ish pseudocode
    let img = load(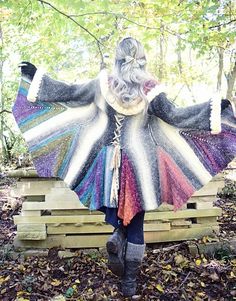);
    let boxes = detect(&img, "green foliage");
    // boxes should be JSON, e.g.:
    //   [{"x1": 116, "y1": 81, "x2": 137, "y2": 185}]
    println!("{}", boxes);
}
[{"x1": 220, "y1": 180, "x2": 236, "y2": 200}]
